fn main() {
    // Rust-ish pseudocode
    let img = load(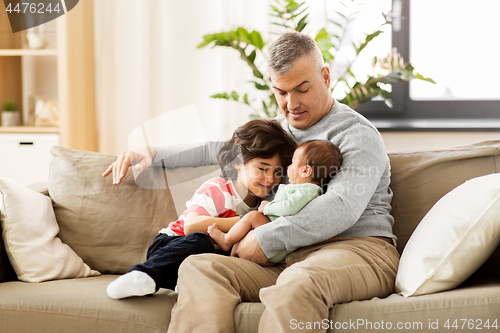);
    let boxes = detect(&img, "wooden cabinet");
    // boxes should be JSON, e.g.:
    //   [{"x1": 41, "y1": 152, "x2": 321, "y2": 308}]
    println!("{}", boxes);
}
[
  {"x1": 0, "y1": 11, "x2": 67, "y2": 138},
  {"x1": 0, "y1": 9, "x2": 69, "y2": 183},
  {"x1": 1, "y1": 1, "x2": 99, "y2": 165}
]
